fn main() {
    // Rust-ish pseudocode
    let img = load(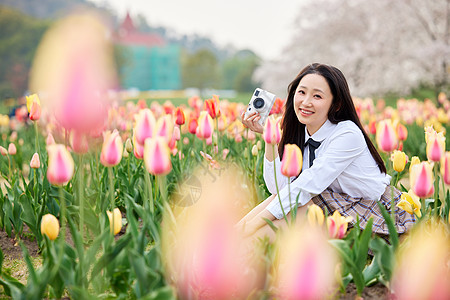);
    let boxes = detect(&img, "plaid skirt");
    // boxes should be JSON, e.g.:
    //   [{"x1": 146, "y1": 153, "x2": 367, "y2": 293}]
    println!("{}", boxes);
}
[{"x1": 311, "y1": 186, "x2": 416, "y2": 235}]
